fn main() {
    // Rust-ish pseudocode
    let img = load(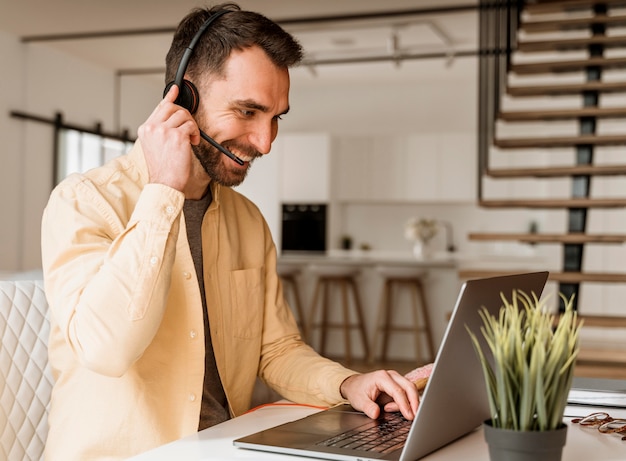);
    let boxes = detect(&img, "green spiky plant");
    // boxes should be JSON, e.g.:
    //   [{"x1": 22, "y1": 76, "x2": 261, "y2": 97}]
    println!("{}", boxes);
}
[{"x1": 467, "y1": 291, "x2": 582, "y2": 432}]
